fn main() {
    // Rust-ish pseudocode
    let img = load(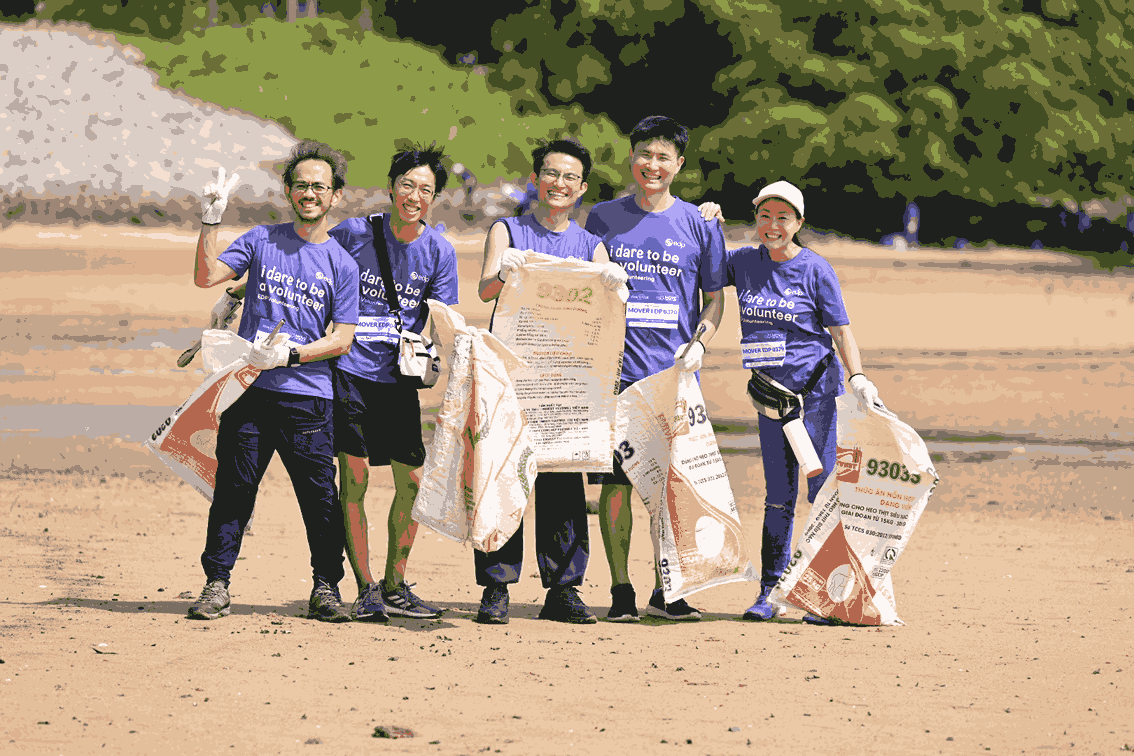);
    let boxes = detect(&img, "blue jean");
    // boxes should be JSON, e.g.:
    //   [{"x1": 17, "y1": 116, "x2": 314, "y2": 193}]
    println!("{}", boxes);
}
[
  {"x1": 756, "y1": 392, "x2": 838, "y2": 588},
  {"x1": 200, "y1": 387, "x2": 345, "y2": 587},
  {"x1": 474, "y1": 472, "x2": 590, "y2": 588}
]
